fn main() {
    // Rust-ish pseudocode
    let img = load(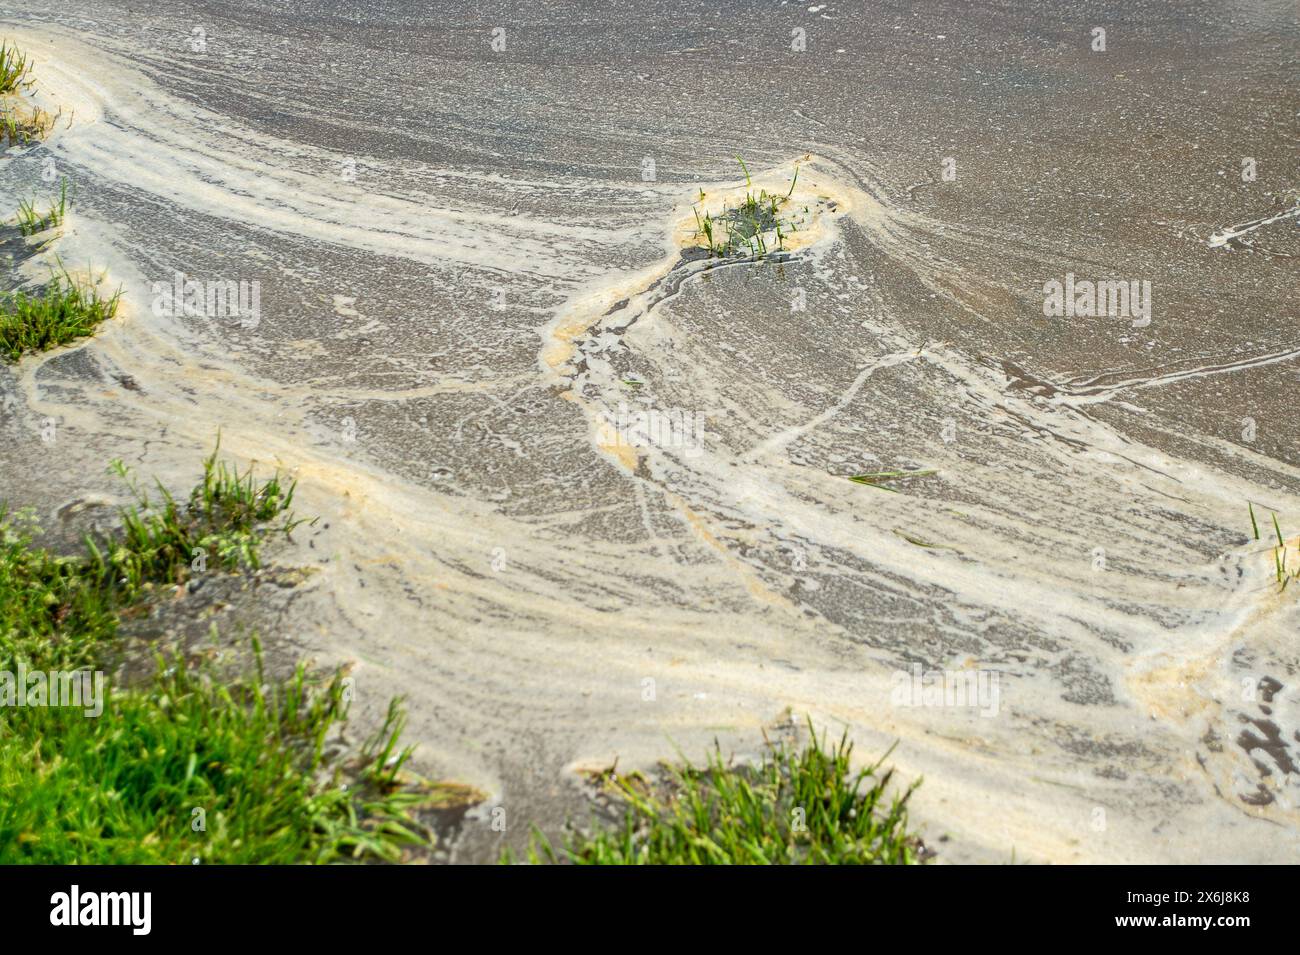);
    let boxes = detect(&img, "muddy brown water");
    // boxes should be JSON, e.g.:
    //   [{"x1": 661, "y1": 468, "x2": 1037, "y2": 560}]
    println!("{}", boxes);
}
[{"x1": 0, "y1": 0, "x2": 1297, "y2": 862}]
